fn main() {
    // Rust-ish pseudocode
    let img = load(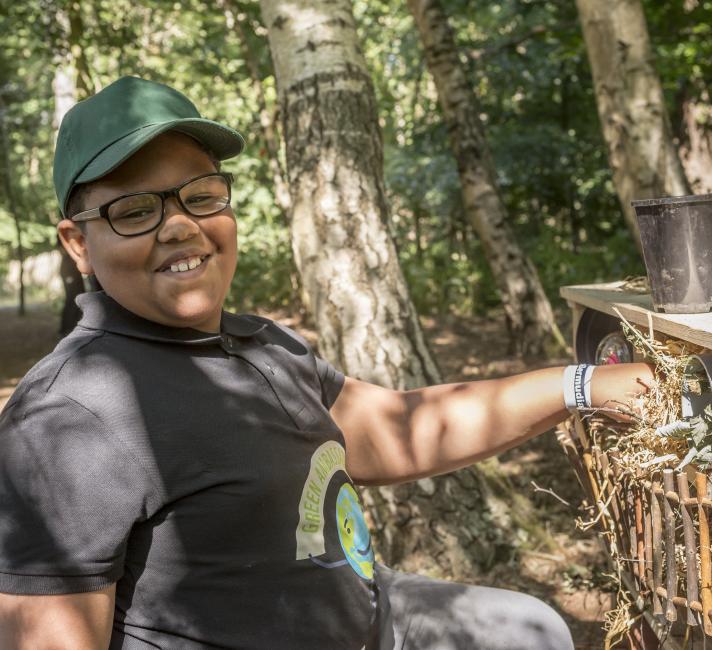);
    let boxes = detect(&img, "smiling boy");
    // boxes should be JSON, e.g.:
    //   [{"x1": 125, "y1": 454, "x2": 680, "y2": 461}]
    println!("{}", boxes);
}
[{"x1": 0, "y1": 77, "x2": 653, "y2": 649}]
